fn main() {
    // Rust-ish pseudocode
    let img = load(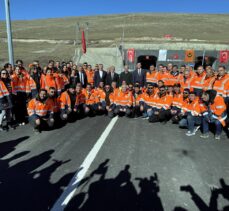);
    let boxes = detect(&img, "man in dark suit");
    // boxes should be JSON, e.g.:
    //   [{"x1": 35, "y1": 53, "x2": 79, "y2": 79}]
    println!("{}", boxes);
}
[
  {"x1": 119, "y1": 65, "x2": 133, "y2": 86},
  {"x1": 94, "y1": 64, "x2": 107, "y2": 88},
  {"x1": 132, "y1": 62, "x2": 146, "y2": 88},
  {"x1": 106, "y1": 66, "x2": 119, "y2": 86},
  {"x1": 77, "y1": 65, "x2": 88, "y2": 88}
]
